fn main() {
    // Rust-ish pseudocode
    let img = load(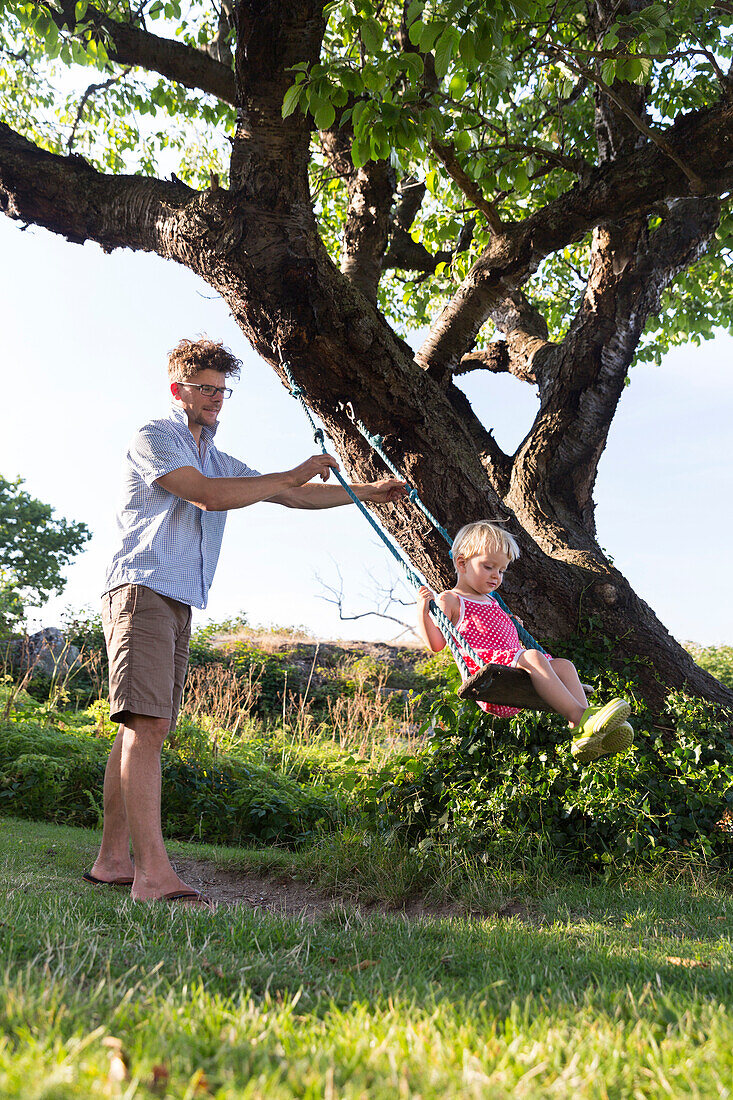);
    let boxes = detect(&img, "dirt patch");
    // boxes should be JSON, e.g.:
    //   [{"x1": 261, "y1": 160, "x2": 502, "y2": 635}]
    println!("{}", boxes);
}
[{"x1": 172, "y1": 857, "x2": 535, "y2": 924}]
